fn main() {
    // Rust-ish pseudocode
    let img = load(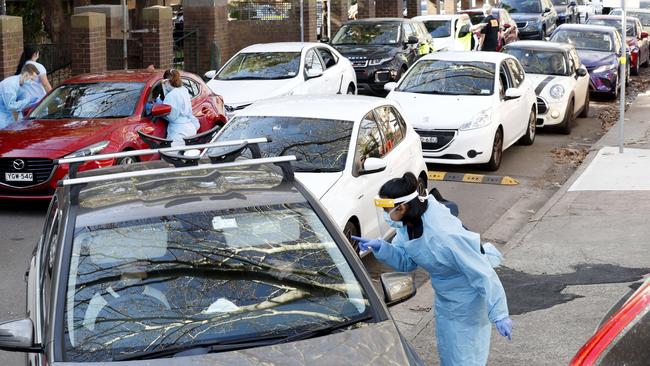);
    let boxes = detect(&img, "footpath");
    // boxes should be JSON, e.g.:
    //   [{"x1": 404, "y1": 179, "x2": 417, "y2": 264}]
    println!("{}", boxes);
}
[{"x1": 389, "y1": 91, "x2": 650, "y2": 365}]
